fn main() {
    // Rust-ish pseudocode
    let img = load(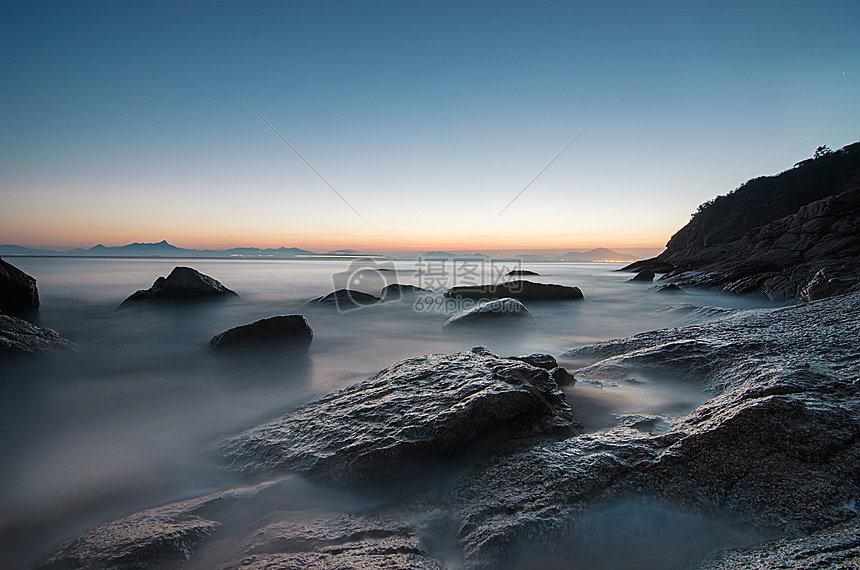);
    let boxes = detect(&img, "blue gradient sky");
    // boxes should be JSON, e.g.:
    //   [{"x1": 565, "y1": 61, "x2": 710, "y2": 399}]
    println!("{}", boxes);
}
[{"x1": 2, "y1": 1, "x2": 858, "y2": 254}]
